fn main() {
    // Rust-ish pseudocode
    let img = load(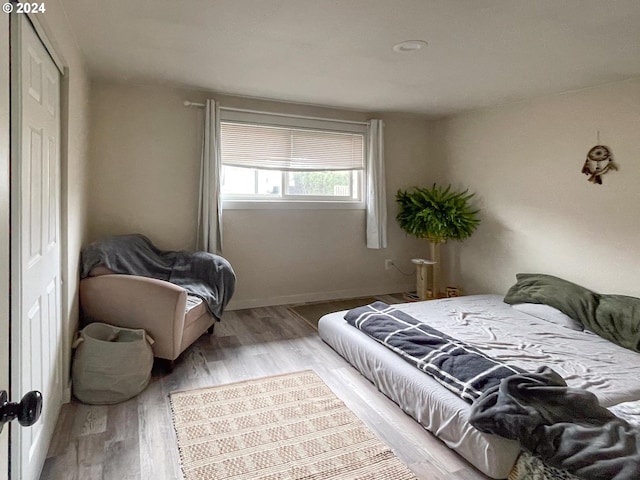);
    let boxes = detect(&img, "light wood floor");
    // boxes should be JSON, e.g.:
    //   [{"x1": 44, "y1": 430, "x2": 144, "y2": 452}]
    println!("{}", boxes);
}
[{"x1": 40, "y1": 302, "x2": 491, "y2": 480}]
